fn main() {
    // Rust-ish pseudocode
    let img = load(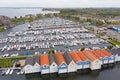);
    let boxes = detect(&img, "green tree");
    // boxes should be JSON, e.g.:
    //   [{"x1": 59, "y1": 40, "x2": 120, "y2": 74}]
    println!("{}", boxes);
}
[
  {"x1": 107, "y1": 46, "x2": 113, "y2": 50},
  {"x1": 80, "y1": 47, "x2": 85, "y2": 51}
]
